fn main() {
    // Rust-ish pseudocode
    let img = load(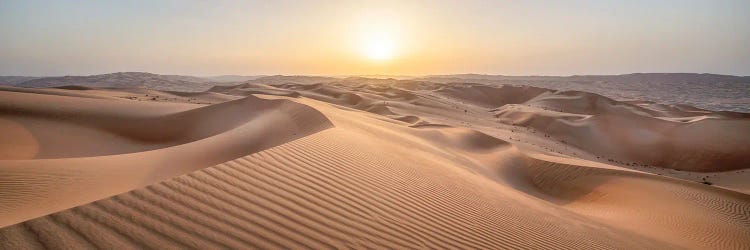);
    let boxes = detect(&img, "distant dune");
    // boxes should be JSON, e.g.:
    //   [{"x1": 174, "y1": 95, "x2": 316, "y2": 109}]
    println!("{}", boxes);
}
[
  {"x1": 13, "y1": 72, "x2": 214, "y2": 92},
  {"x1": 5, "y1": 72, "x2": 748, "y2": 112},
  {"x1": 424, "y1": 73, "x2": 750, "y2": 84},
  {"x1": 421, "y1": 73, "x2": 750, "y2": 113},
  {"x1": 202, "y1": 75, "x2": 267, "y2": 83},
  {"x1": 0, "y1": 76, "x2": 748, "y2": 249},
  {"x1": 0, "y1": 76, "x2": 41, "y2": 85}
]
